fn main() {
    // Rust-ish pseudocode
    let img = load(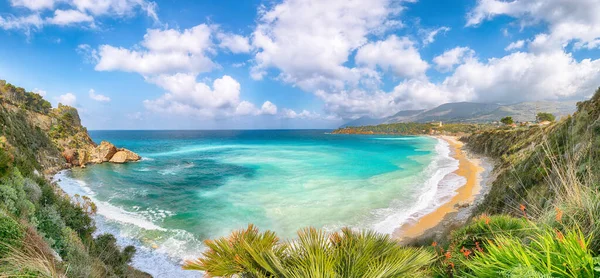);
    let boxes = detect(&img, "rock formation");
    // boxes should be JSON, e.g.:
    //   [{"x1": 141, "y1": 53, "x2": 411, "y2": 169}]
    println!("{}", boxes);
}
[{"x1": 61, "y1": 141, "x2": 141, "y2": 167}]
